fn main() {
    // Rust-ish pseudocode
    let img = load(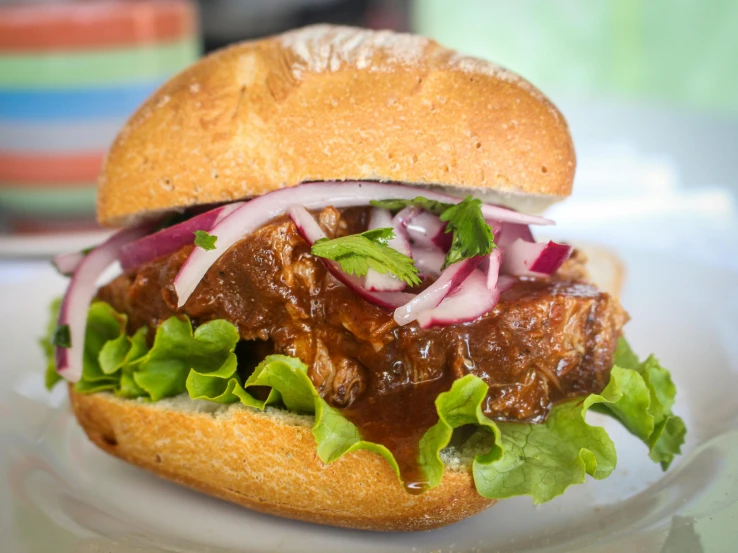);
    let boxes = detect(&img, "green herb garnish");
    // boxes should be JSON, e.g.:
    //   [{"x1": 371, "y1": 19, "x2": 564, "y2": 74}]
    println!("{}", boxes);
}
[
  {"x1": 193, "y1": 230, "x2": 217, "y2": 251},
  {"x1": 52, "y1": 324, "x2": 71, "y2": 348},
  {"x1": 439, "y1": 196, "x2": 495, "y2": 267},
  {"x1": 311, "y1": 228, "x2": 421, "y2": 286},
  {"x1": 371, "y1": 195, "x2": 495, "y2": 268},
  {"x1": 371, "y1": 196, "x2": 450, "y2": 216}
]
